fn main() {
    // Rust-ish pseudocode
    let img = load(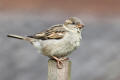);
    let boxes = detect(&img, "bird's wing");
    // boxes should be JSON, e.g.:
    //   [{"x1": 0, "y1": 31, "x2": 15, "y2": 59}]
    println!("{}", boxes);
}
[{"x1": 28, "y1": 24, "x2": 67, "y2": 40}]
